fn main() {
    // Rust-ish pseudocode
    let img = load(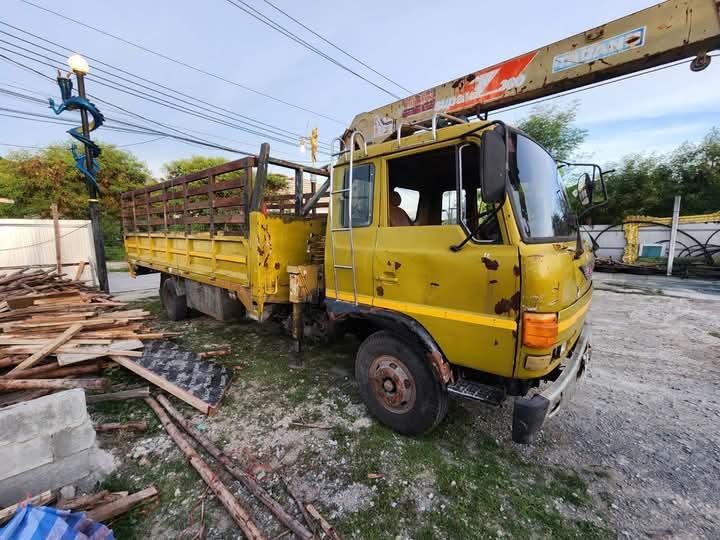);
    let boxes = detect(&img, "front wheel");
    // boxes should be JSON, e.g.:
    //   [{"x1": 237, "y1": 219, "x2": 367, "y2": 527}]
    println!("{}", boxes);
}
[{"x1": 355, "y1": 331, "x2": 448, "y2": 435}]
